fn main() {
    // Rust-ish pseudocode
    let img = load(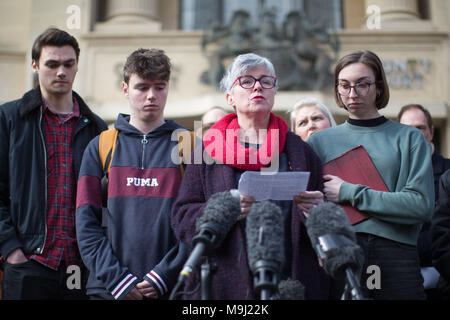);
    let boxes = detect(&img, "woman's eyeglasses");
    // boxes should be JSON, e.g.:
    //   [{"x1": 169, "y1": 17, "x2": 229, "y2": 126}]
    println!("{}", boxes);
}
[
  {"x1": 230, "y1": 75, "x2": 277, "y2": 90},
  {"x1": 336, "y1": 82, "x2": 374, "y2": 97}
]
